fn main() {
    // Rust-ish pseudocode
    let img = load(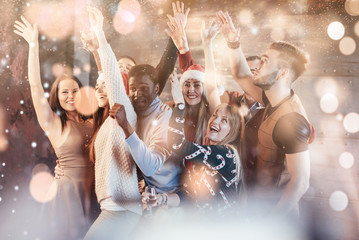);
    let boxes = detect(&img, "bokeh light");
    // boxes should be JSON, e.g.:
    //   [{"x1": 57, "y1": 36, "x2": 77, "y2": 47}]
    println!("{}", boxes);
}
[
  {"x1": 51, "y1": 63, "x2": 72, "y2": 78},
  {"x1": 239, "y1": 9, "x2": 254, "y2": 25},
  {"x1": 24, "y1": 1, "x2": 73, "y2": 40},
  {"x1": 75, "y1": 86, "x2": 99, "y2": 116},
  {"x1": 354, "y1": 21, "x2": 359, "y2": 37},
  {"x1": 113, "y1": 0, "x2": 141, "y2": 35},
  {"x1": 320, "y1": 93, "x2": 339, "y2": 113},
  {"x1": 270, "y1": 29, "x2": 285, "y2": 41},
  {"x1": 345, "y1": 0, "x2": 359, "y2": 16},
  {"x1": 32, "y1": 163, "x2": 50, "y2": 175},
  {"x1": 339, "y1": 152, "x2": 355, "y2": 169},
  {"x1": 29, "y1": 172, "x2": 56, "y2": 203},
  {"x1": 329, "y1": 191, "x2": 348, "y2": 212},
  {"x1": 343, "y1": 112, "x2": 359, "y2": 133},
  {"x1": 339, "y1": 37, "x2": 356, "y2": 55},
  {"x1": 315, "y1": 77, "x2": 338, "y2": 97},
  {"x1": 327, "y1": 21, "x2": 345, "y2": 40}
]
